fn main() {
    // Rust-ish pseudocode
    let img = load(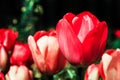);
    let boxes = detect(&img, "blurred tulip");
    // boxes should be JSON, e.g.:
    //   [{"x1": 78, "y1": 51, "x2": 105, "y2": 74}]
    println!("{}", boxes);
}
[
  {"x1": 10, "y1": 42, "x2": 33, "y2": 66},
  {"x1": 56, "y1": 11, "x2": 108, "y2": 65},
  {"x1": 114, "y1": 29, "x2": 120, "y2": 38},
  {"x1": 0, "y1": 28, "x2": 18, "y2": 52},
  {"x1": 100, "y1": 49, "x2": 120, "y2": 80},
  {"x1": 5, "y1": 65, "x2": 33, "y2": 80},
  {"x1": 0, "y1": 72, "x2": 5, "y2": 80},
  {"x1": 28, "y1": 30, "x2": 67, "y2": 74},
  {"x1": 84, "y1": 64, "x2": 100, "y2": 80},
  {"x1": 0, "y1": 44, "x2": 9, "y2": 73}
]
